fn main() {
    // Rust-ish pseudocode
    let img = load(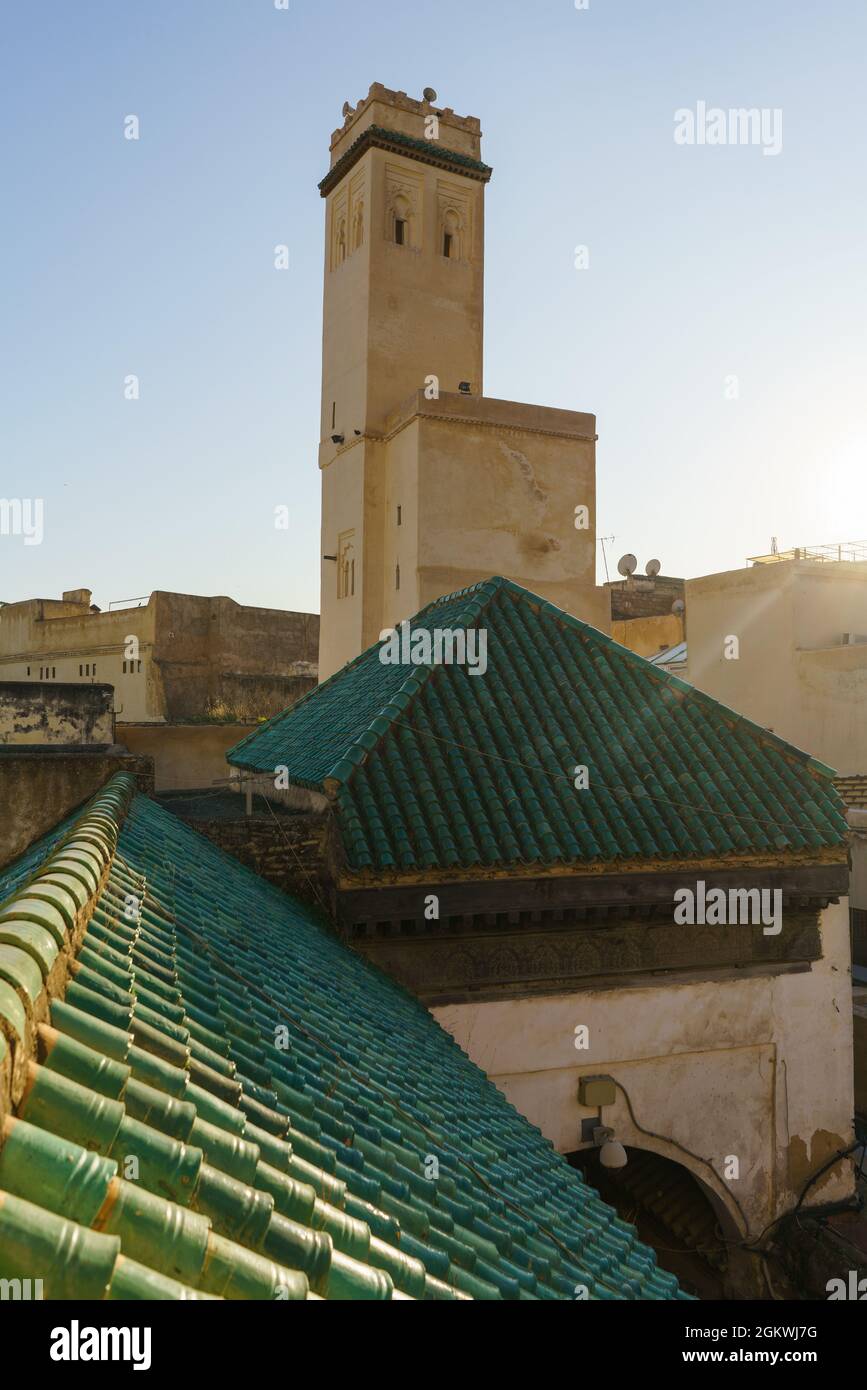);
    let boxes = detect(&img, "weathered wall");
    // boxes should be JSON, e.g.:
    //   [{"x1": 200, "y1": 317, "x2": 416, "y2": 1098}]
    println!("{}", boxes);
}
[
  {"x1": 118, "y1": 723, "x2": 260, "y2": 793},
  {"x1": 160, "y1": 800, "x2": 332, "y2": 912},
  {"x1": 854, "y1": 1003, "x2": 867, "y2": 1118},
  {"x1": 686, "y1": 561, "x2": 867, "y2": 773},
  {"x1": 151, "y1": 592, "x2": 318, "y2": 722},
  {"x1": 0, "y1": 598, "x2": 158, "y2": 721},
  {"x1": 612, "y1": 613, "x2": 684, "y2": 659},
  {"x1": 0, "y1": 592, "x2": 319, "y2": 725},
  {"x1": 607, "y1": 575, "x2": 685, "y2": 621},
  {"x1": 0, "y1": 750, "x2": 153, "y2": 868},
  {"x1": 319, "y1": 392, "x2": 609, "y2": 679},
  {"x1": 414, "y1": 397, "x2": 606, "y2": 630},
  {"x1": 0, "y1": 682, "x2": 114, "y2": 746},
  {"x1": 848, "y1": 811, "x2": 867, "y2": 911},
  {"x1": 433, "y1": 899, "x2": 855, "y2": 1238}
]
